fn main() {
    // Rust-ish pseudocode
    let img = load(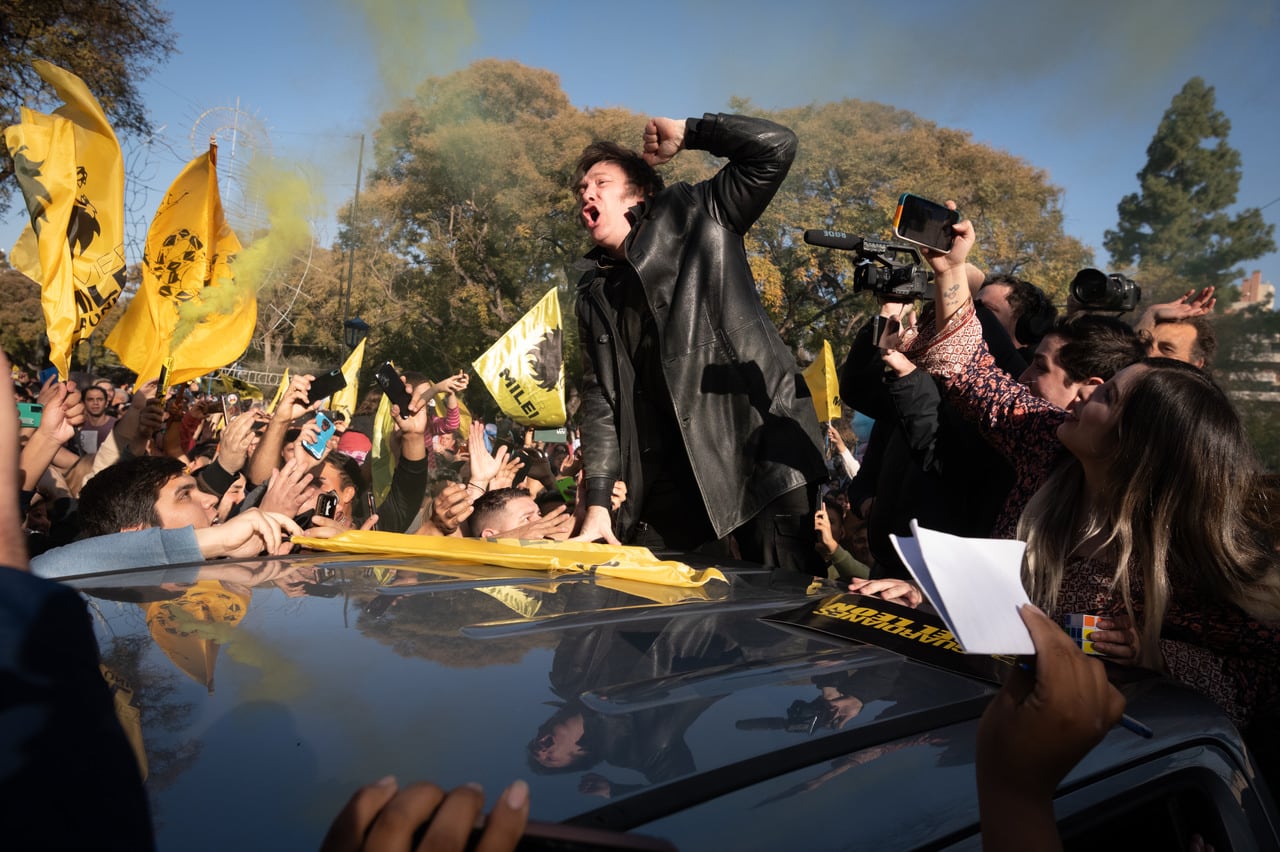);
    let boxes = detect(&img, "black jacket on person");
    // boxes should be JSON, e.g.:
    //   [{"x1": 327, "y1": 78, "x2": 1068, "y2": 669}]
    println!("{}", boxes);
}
[
  {"x1": 575, "y1": 113, "x2": 826, "y2": 542},
  {"x1": 841, "y1": 306, "x2": 1017, "y2": 579}
]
